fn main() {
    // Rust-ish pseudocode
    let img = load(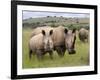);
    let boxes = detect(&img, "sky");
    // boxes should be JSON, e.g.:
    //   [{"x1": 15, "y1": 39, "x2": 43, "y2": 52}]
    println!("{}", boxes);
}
[{"x1": 23, "y1": 11, "x2": 89, "y2": 20}]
